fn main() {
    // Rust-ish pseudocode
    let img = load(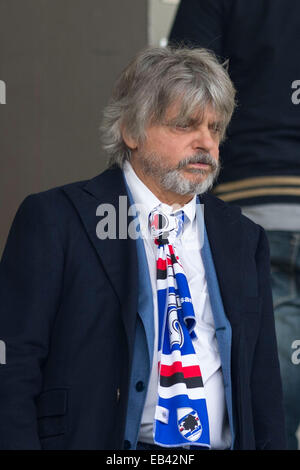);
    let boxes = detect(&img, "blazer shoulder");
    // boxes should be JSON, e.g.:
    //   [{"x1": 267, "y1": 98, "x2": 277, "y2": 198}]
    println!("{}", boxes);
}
[
  {"x1": 204, "y1": 192, "x2": 263, "y2": 244},
  {"x1": 203, "y1": 191, "x2": 242, "y2": 218},
  {"x1": 15, "y1": 177, "x2": 91, "y2": 226}
]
